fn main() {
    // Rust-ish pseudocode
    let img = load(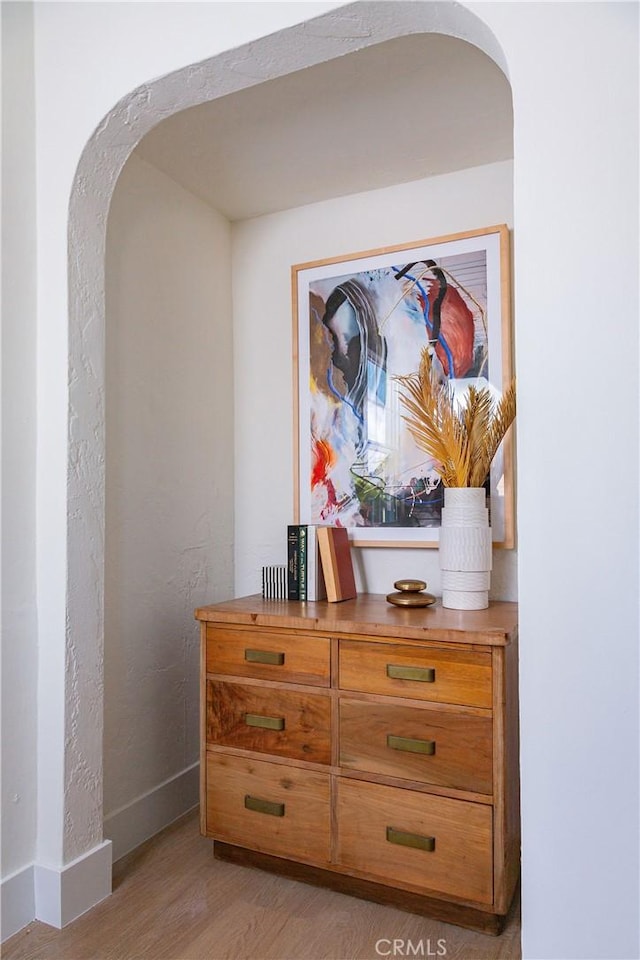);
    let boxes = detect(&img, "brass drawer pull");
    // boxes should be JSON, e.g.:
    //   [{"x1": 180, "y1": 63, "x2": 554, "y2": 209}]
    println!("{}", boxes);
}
[
  {"x1": 387, "y1": 734, "x2": 436, "y2": 755},
  {"x1": 244, "y1": 713, "x2": 285, "y2": 731},
  {"x1": 386, "y1": 664, "x2": 435, "y2": 683},
  {"x1": 244, "y1": 795, "x2": 285, "y2": 817},
  {"x1": 386, "y1": 827, "x2": 435, "y2": 852},
  {"x1": 245, "y1": 649, "x2": 285, "y2": 666}
]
